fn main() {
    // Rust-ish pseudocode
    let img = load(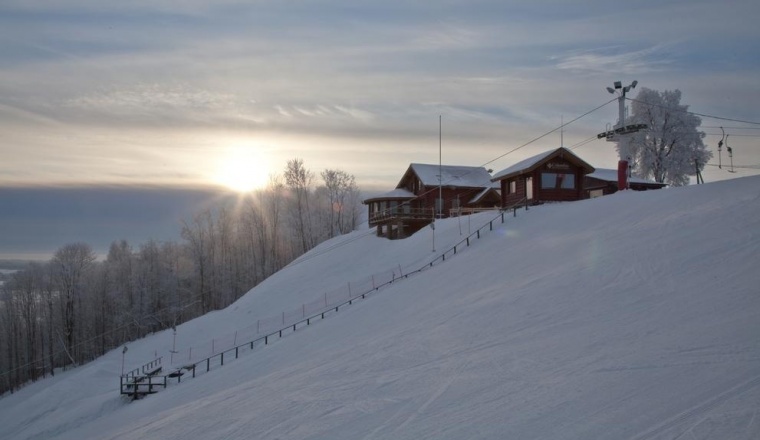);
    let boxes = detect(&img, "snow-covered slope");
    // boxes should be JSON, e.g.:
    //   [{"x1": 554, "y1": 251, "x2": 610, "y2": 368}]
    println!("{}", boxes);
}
[{"x1": 1, "y1": 176, "x2": 759, "y2": 440}]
